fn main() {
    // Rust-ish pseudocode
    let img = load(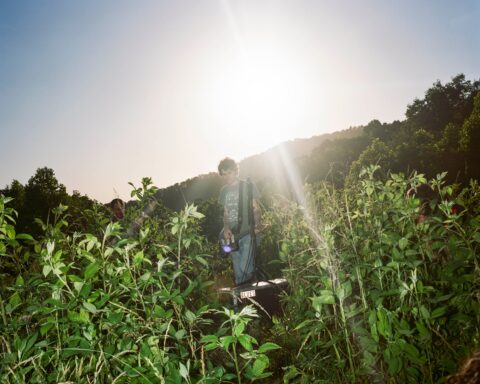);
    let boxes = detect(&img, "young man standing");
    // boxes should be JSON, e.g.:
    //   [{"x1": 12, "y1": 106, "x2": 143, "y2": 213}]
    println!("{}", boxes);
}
[{"x1": 218, "y1": 158, "x2": 262, "y2": 286}]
